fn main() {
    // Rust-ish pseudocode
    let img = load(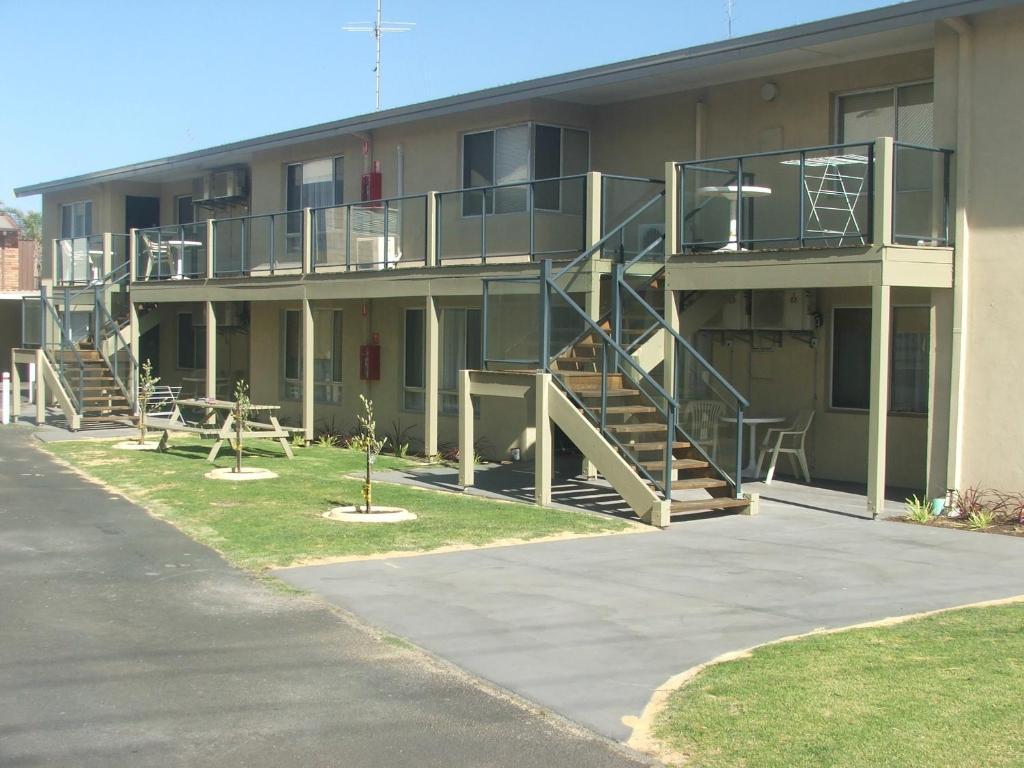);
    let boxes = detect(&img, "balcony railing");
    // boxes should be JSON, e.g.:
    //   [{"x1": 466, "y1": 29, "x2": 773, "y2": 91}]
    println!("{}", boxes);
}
[
  {"x1": 53, "y1": 233, "x2": 130, "y2": 285},
  {"x1": 672, "y1": 137, "x2": 953, "y2": 254},
  {"x1": 124, "y1": 173, "x2": 645, "y2": 283}
]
